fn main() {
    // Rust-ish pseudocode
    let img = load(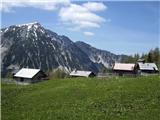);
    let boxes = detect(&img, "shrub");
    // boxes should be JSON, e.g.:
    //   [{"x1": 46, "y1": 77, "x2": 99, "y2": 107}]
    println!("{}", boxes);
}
[{"x1": 49, "y1": 68, "x2": 68, "y2": 79}]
